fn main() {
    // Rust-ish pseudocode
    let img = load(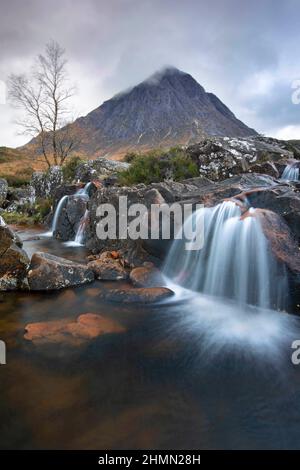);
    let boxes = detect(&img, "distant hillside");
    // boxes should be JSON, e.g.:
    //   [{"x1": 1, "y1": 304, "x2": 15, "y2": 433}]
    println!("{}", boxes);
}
[
  {"x1": 22, "y1": 67, "x2": 257, "y2": 160},
  {"x1": 0, "y1": 147, "x2": 49, "y2": 183}
]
